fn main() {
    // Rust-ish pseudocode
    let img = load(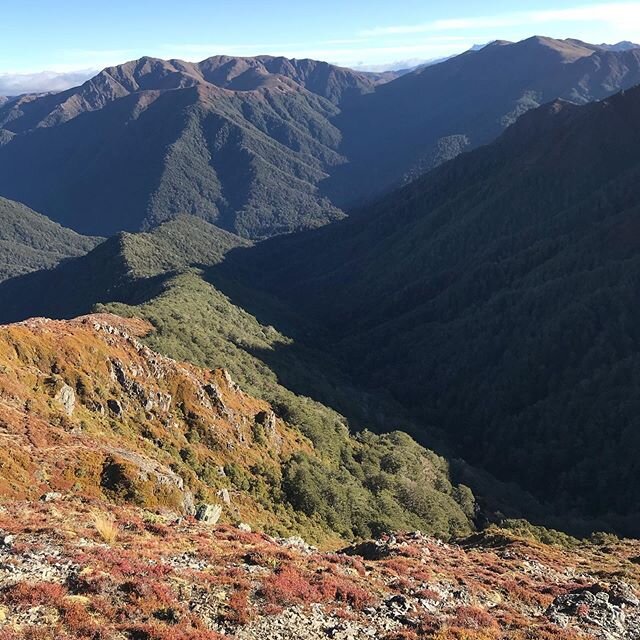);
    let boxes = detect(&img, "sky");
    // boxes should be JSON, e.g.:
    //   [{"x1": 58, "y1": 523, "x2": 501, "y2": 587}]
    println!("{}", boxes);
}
[{"x1": 1, "y1": 0, "x2": 640, "y2": 92}]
